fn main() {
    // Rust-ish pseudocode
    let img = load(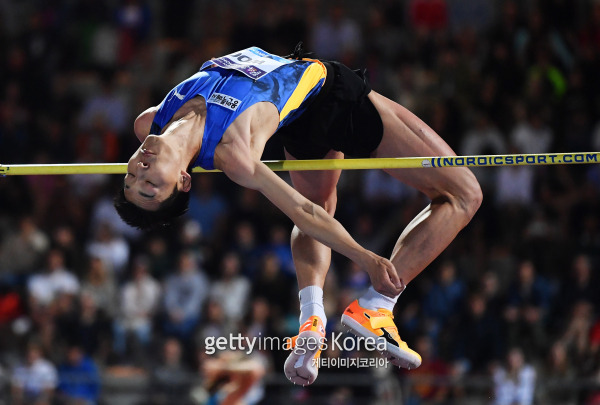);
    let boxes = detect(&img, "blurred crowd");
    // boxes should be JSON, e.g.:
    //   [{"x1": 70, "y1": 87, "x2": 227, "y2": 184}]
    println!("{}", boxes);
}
[{"x1": 1, "y1": 0, "x2": 600, "y2": 404}]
